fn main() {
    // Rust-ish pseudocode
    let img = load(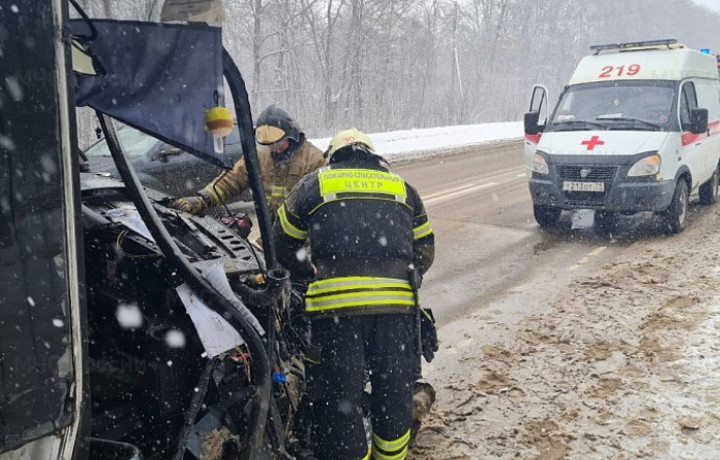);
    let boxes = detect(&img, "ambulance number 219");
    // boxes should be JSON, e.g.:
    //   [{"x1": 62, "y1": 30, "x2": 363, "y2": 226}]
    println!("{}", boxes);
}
[{"x1": 598, "y1": 64, "x2": 641, "y2": 78}]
